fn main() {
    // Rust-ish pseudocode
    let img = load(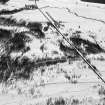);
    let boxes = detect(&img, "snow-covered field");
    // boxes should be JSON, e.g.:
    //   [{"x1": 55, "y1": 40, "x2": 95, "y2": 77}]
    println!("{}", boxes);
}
[{"x1": 0, "y1": 0, "x2": 105, "y2": 105}]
